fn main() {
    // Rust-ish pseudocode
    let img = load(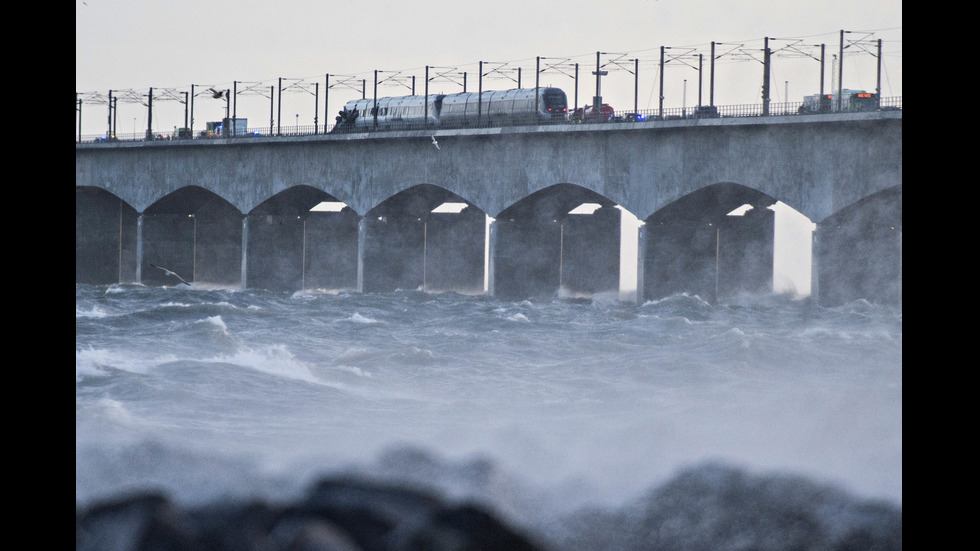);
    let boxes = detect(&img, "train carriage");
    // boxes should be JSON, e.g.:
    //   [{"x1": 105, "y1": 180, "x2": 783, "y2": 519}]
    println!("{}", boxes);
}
[
  {"x1": 438, "y1": 87, "x2": 567, "y2": 127},
  {"x1": 333, "y1": 87, "x2": 567, "y2": 132},
  {"x1": 338, "y1": 94, "x2": 441, "y2": 131}
]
